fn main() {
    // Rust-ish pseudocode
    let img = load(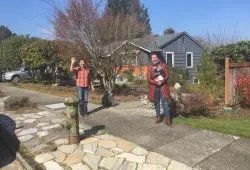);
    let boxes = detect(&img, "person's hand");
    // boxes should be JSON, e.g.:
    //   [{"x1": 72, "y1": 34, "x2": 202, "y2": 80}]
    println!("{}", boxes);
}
[
  {"x1": 71, "y1": 57, "x2": 76, "y2": 64},
  {"x1": 91, "y1": 85, "x2": 95, "y2": 92},
  {"x1": 158, "y1": 81, "x2": 162, "y2": 86}
]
